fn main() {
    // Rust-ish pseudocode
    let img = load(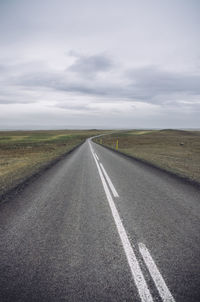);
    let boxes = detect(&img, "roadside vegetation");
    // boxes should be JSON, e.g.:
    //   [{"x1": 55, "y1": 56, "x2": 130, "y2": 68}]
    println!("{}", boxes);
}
[
  {"x1": 0, "y1": 129, "x2": 106, "y2": 196},
  {"x1": 94, "y1": 129, "x2": 200, "y2": 184}
]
